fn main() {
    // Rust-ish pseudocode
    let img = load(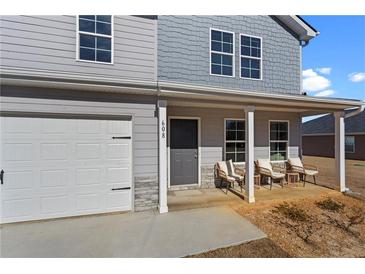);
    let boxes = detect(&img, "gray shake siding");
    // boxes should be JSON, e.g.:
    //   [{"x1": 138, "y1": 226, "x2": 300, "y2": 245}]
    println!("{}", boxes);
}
[
  {"x1": 158, "y1": 15, "x2": 301, "y2": 94},
  {"x1": 0, "y1": 15, "x2": 157, "y2": 82}
]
